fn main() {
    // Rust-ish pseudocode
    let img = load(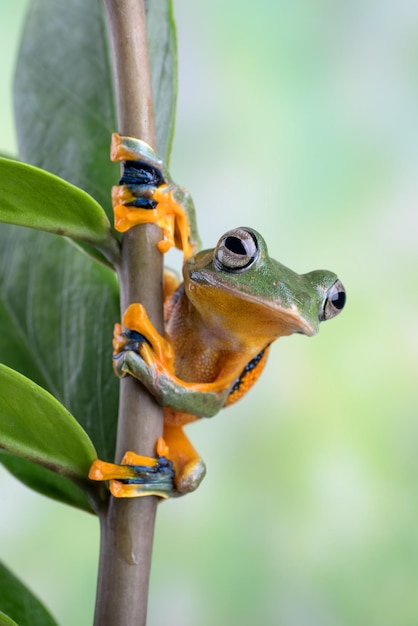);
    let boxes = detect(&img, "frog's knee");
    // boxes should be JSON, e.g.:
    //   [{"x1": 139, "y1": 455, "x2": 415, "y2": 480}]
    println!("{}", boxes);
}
[{"x1": 176, "y1": 459, "x2": 206, "y2": 494}]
